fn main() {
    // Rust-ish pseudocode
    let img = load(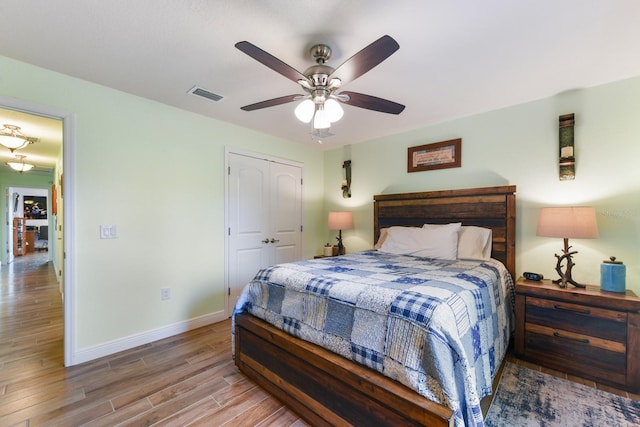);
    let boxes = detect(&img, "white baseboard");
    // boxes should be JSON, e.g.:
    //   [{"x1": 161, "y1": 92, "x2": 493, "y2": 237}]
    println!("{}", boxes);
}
[{"x1": 69, "y1": 310, "x2": 228, "y2": 365}]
